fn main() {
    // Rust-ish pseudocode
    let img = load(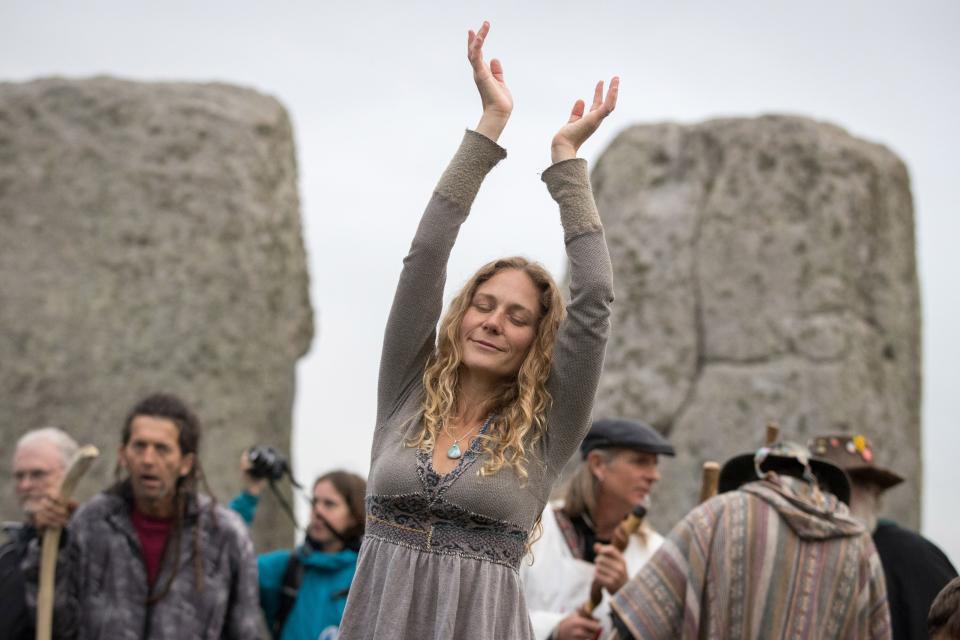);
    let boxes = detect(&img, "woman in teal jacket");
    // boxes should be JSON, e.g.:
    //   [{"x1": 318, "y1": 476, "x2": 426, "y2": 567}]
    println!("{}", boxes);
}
[{"x1": 231, "y1": 468, "x2": 366, "y2": 640}]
